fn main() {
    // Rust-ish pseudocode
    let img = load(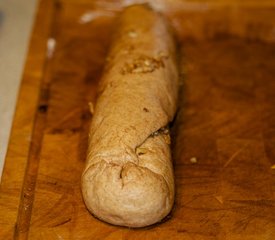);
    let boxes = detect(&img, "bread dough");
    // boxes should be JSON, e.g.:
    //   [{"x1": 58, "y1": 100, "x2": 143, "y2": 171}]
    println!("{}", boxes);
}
[{"x1": 81, "y1": 4, "x2": 178, "y2": 228}]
